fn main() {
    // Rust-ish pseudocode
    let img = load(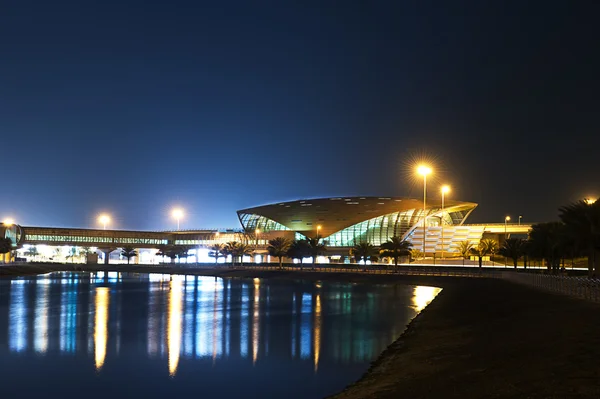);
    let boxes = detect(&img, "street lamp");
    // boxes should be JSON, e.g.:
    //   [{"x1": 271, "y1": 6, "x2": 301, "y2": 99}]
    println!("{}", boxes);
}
[
  {"x1": 317, "y1": 224, "x2": 322, "y2": 238},
  {"x1": 518, "y1": 215, "x2": 522, "y2": 226},
  {"x1": 440, "y1": 185, "x2": 450, "y2": 260},
  {"x1": 504, "y1": 215, "x2": 511, "y2": 239},
  {"x1": 255, "y1": 228, "x2": 261, "y2": 263},
  {"x1": 172, "y1": 208, "x2": 184, "y2": 231},
  {"x1": 417, "y1": 165, "x2": 432, "y2": 259},
  {"x1": 98, "y1": 214, "x2": 110, "y2": 230}
]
